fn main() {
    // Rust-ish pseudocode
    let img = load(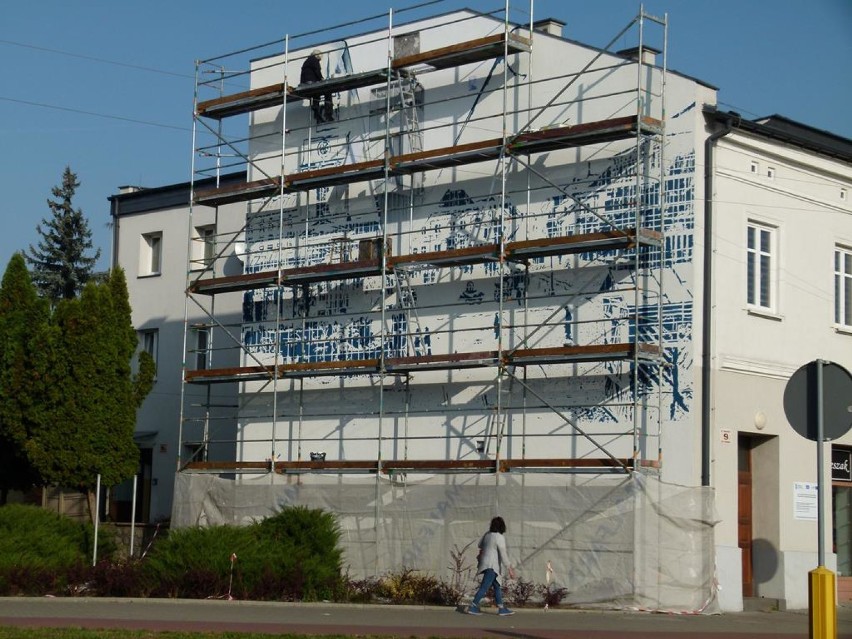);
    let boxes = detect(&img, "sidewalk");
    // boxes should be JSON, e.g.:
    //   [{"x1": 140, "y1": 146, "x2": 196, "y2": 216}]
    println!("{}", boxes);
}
[{"x1": 0, "y1": 597, "x2": 850, "y2": 638}]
